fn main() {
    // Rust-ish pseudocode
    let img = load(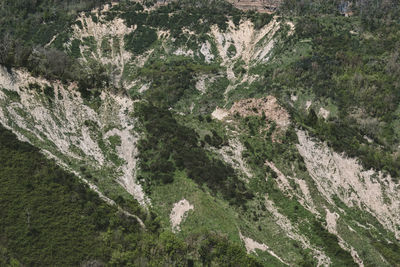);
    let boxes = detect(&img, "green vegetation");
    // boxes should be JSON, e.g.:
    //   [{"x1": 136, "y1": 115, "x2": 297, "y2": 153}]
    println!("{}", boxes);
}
[
  {"x1": 0, "y1": 124, "x2": 261, "y2": 266},
  {"x1": 135, "y1": 102, "x2": 252, "y2": 205},
  {"x1": 1, "y1": 0, "x2": 400, "y2": 265},
  {"x1": 124, "y1": 26, "x2": 157, "y2": 54},
  {"x1": 107, "y1": 0, "x2": 272, "y2": 46},
  {"x1": 227, "y1": 44, "x2": 237, "y2": 58},
  {"x1": 0, "y1": 0, "x2": 106, "y2": 47},
  {"x1": 109, "y1": 0, "x2": 239, "y2": 35},
  {"x1": 0, "y1": 124, "x2": 140, "y2": 266},
  {"x1": 137, "y1": 57, "x2": 219, "y2": 108},
  {"x1": 0, "y1": 0, "x2": 113, "y2": 94},
  {"x1": 1, "y1": 89, "x2": 20, "y2": 102},
  {"x1": 254, "y1": 1, "x2": 400, "y2": 180},
  {"x1": 236, "y1": 116, "x2": 356, "y2": 266},
  {"x1": 101, "y1": 37, "x2": 112, "y2": 57},
  {"x1": 0, "y1": 0, "x2": 106, "y2": 76}
]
